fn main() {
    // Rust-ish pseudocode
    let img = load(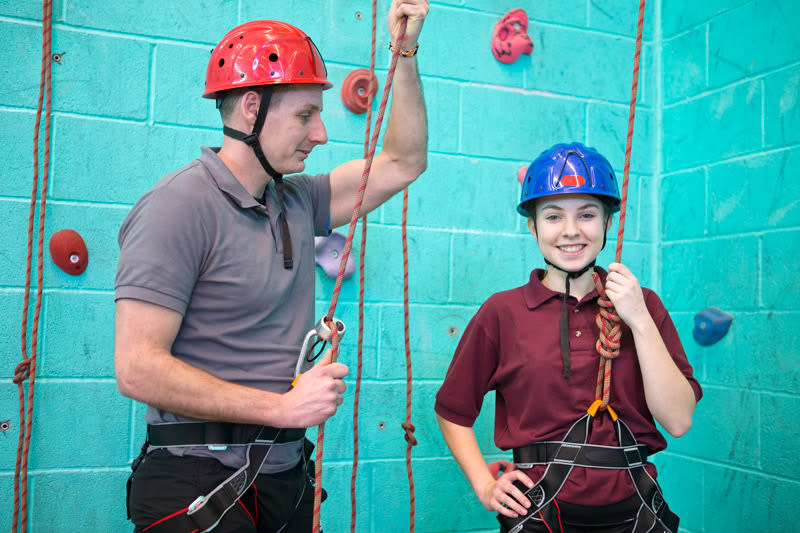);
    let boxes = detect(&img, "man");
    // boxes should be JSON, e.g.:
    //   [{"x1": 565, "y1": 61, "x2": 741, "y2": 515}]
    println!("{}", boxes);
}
[{"x1": 114, "y1": 2, "x2": 428, "y2": 531}]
